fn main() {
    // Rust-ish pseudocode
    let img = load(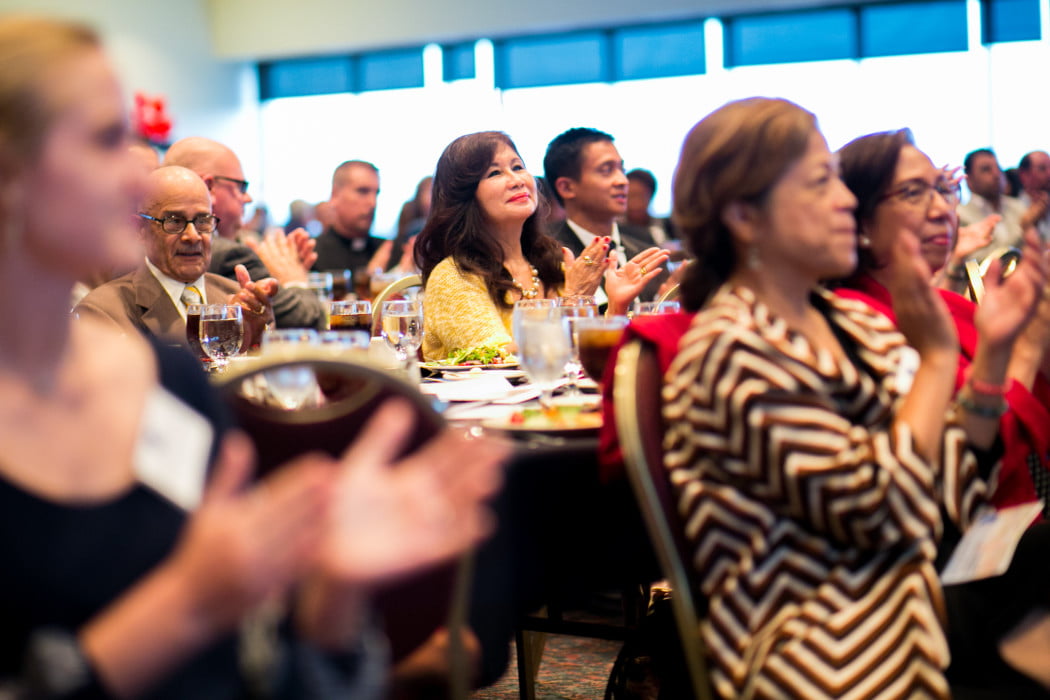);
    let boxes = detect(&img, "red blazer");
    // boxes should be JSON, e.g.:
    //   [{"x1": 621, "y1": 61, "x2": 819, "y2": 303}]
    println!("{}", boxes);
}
[
  {"x1": 837, "y1": 274, "x2": 1050, "y2": 511},
  {"x1": 598, "y1": 311, "x2": 694, "y2": 482}
]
